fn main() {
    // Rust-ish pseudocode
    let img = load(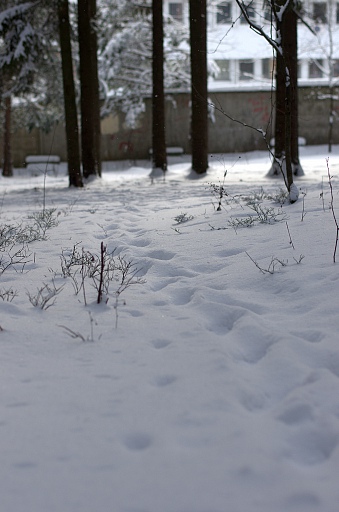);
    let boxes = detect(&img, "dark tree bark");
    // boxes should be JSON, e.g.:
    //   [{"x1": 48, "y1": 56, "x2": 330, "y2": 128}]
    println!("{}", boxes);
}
[
  {"x1": 284, "y1": 5, "x2": 303, "y2": 176},
  {"x1": 268, "y1": 0, "x2": 303, "y2": 190},
  {"x1": 78, "y1": 0, "x2": 101, "y2": 178},
  {"x1": 58, "y1": 0, "x2": 83, "y2": 188},
  {"x1": 2, "y1": 95, "x2": 13, "y2": 177},
  {"x1": 189, "y1": 0, "x2": 208, "y2": 174},
  {"x1": 328, "y1": 86, "x2": 334, "y2": 153},
  {"x1": 151, "y1": 0, "x2": 167, "y2": 173},
  {"x1": 89, "y1": 0, "x2": 101, "y2": 177},
  {"x1": 272, "y1": 49, "x2": 285, "y2": 172}
]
